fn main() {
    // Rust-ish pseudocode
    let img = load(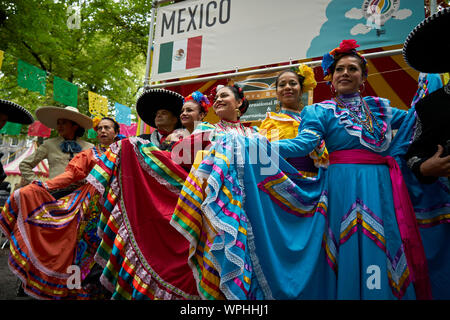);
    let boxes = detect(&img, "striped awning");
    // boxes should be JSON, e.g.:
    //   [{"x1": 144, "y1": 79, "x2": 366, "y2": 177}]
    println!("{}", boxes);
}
[{"x1": 4, "y1": 142, "x2": 49, "y2": 177}]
